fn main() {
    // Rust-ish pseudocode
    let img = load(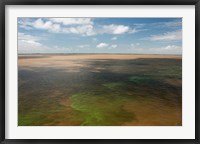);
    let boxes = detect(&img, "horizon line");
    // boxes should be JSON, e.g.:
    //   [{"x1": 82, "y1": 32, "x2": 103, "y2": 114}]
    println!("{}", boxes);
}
[{"x1": 18, "y1": 53, "x2": 182, "y2": 56}]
